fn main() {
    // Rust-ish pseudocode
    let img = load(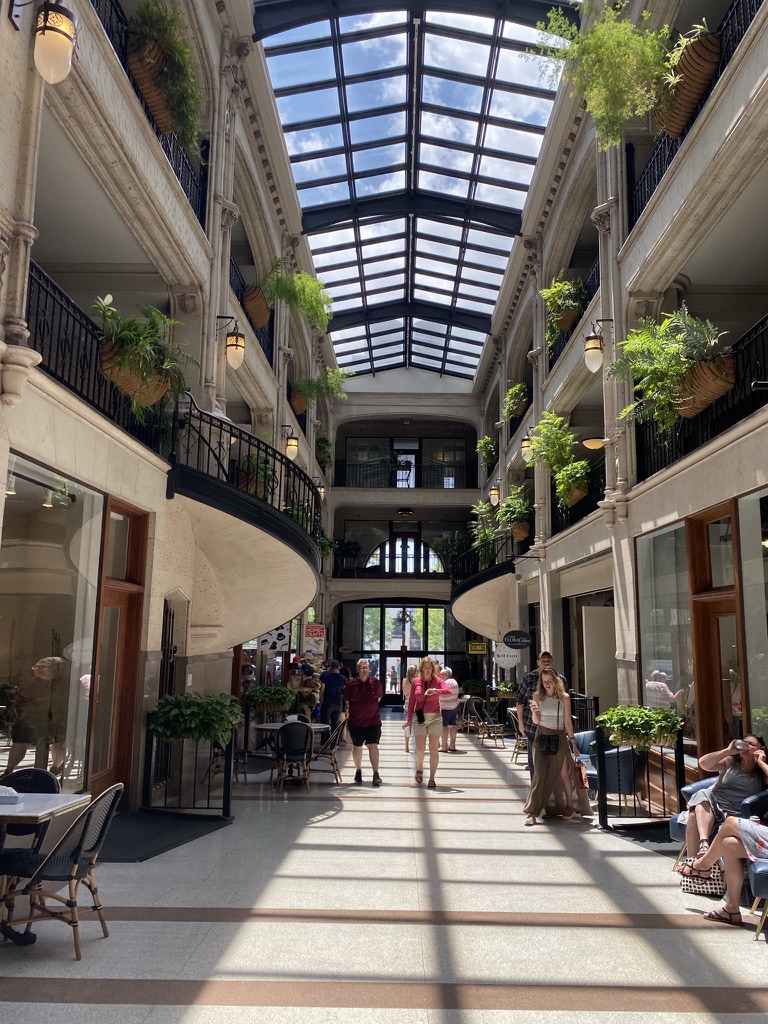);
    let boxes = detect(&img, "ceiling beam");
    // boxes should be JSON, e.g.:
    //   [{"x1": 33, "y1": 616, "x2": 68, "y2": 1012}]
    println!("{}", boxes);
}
[
  {"x1": 303, "y1": 192, "x2": 522, "y2": 236},
  {"x1": 330, "y1": 300, "x2": 492, "y2": 334}
]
